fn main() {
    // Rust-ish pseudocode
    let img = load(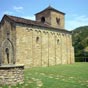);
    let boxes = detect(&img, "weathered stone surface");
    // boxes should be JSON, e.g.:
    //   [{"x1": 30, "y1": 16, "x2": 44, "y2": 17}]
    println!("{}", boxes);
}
[
  {"x1": 0, "y1": 19, "x2": 16, "y2": 65},
  {"x1": 16, "y1": 26, "x2": 74, "y2": 67}
]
